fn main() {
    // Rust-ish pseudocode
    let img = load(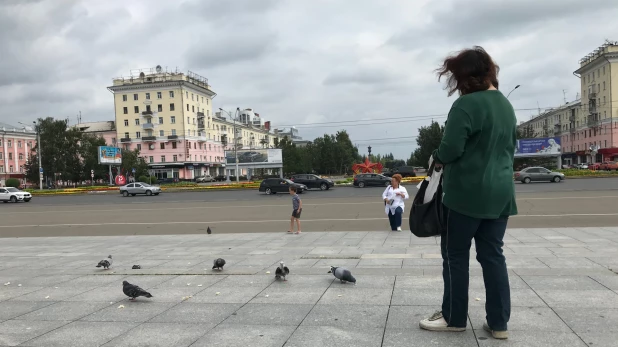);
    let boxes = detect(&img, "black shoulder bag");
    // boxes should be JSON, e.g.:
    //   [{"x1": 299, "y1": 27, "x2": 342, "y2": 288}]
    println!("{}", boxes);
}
[{"x1": 409, "y1": 163, "x2": 444, "y2": 237}]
